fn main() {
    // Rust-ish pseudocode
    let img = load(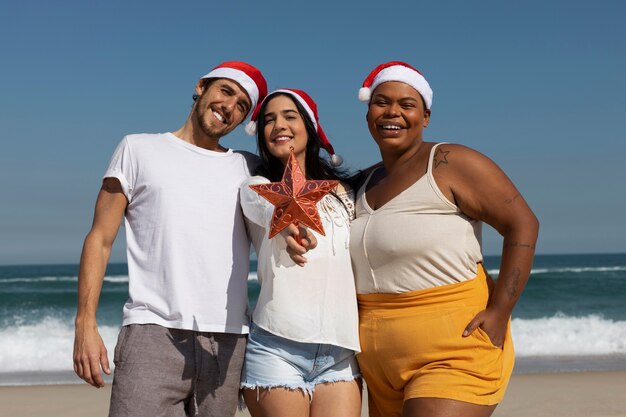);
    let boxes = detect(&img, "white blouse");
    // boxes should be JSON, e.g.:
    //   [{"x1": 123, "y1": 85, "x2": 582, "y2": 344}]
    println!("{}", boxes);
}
[{"x1": 240, "y1": 176, "x2": 360, "y2": 352}]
